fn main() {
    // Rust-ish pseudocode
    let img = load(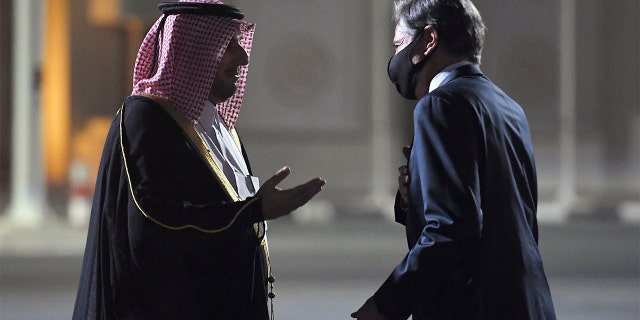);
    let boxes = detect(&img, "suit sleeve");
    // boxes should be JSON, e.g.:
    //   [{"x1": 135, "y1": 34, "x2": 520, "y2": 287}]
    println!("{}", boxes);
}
[
  {"x1": 394, "y1": 191, "x2": 408, "y2": 226},
  {"x1": 373, "y1": 94, "x2": 483, "y2": 318}
]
